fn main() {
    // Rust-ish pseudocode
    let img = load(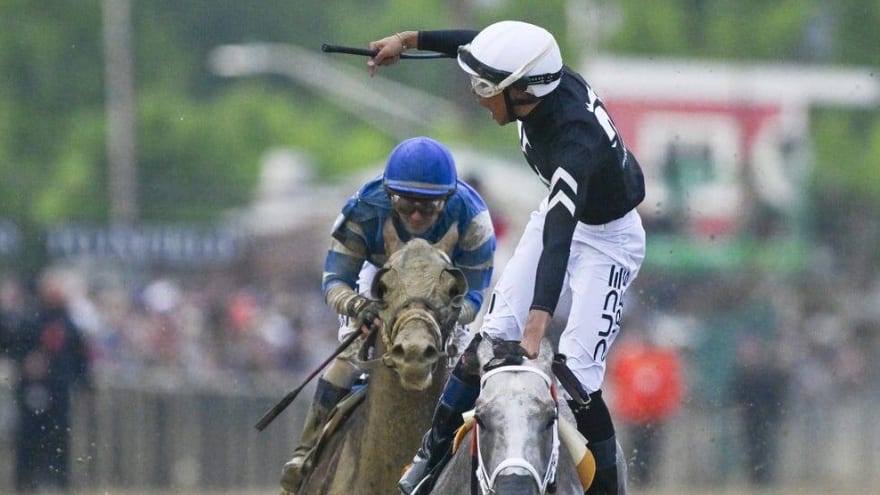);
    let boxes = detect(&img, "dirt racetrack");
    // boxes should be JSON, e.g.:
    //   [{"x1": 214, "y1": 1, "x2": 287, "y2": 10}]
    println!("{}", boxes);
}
[{"x1": 102, "y1": 484, "x2": 875, "y2": 495}]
